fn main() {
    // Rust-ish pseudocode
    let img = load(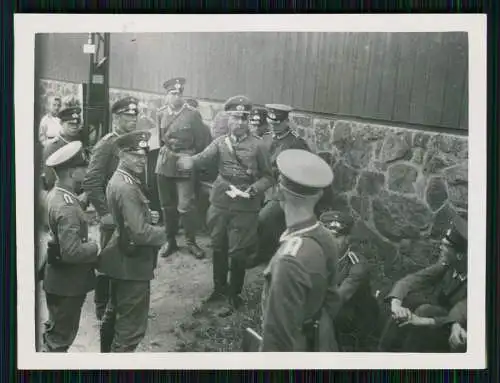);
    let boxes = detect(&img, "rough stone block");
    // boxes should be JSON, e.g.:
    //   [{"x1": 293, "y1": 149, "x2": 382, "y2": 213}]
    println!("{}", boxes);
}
[
  {"x1": 448, "y1": 184, "x2": 468, "y2": 209},
  {"x1": 423, "y1": 150, "x2": 455, "y2": 174},
  {"x1": 431, "y1": 204, "x2": 457, "y2": 239},
  {"x1": 388, "y1": 163, "x2": 418, "y2": 193},
  {"x1": 444, "y1": 162, "x2": 468, "y2": 185},
  {"x1": 290, "y1": 113, "x2": 313, "y2": 130},
  {"x1": 332, "y1": 120, "x2": 352, "y2": 145},
  {"x1": 412, "y1": 132, "x2": 431, "y2": 148},
  {"x1": 344, "y1": 136, "x2": 373, "y2": 169},
  {"x1": 353, "y1": 123, "x2": 386, "y2": 142},
  {"x1": 357, "y1": 171, "x2": 385, "y2": 196},
  {"x1": 350, "y1": 220, "x2": 397, "y2": 270},
  {"x1": 314, "y1": 118, "x2": 334, "y2": 152},
  {"x1": 350, "y1": 195, "x2": 371, "y2": 220},
  {"x1": 411, "y1": 147, "x2": 425, "y2": 165},
  {"x1": 379, "y1": 132, "x2": 411, "y2": 163},
  {"x1": 426, "y1": 177, "x2": 448, "y2": 212},
  {"x1": 372, "y1": 192, "x2": 433, "y2": 241},
  {"x1": 332, "y1": 162, "x2": 358, "y2": 192}
]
